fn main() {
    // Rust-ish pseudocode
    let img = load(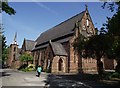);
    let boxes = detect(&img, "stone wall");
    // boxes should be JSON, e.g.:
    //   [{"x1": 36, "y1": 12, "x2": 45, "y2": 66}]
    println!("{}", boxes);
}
[
  {"x1": 103, "y1": 58, "x2": 116, "y2": 70},
  {"x1": 82, "y1": 58, "x2": 97, "y2": 73},
  {"x1": 7, "y1": 44, "x2": 18, "y2": 67},
  {"x1": 68, "y1": 9, "x2": 97, "y2": 73},
  {"x1": 69, "y1": 38, "x2": 79, "y2": 73}
]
